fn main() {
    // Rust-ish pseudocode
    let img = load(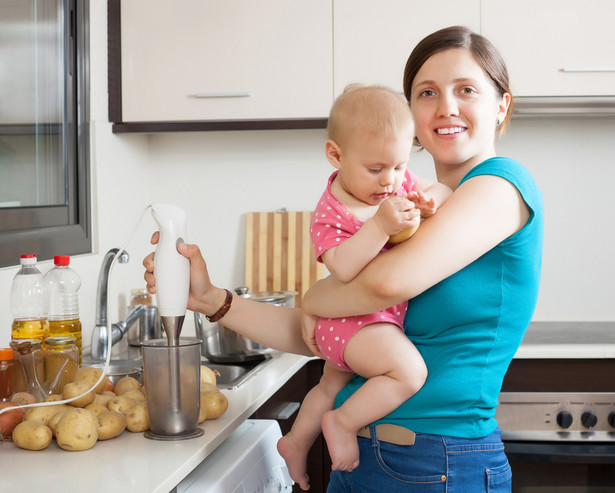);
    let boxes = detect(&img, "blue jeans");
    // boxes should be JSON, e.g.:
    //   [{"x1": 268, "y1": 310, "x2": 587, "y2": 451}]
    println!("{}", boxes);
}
[{"x1": 327, "y1": 427, "x2": 511, "y2": 492}]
